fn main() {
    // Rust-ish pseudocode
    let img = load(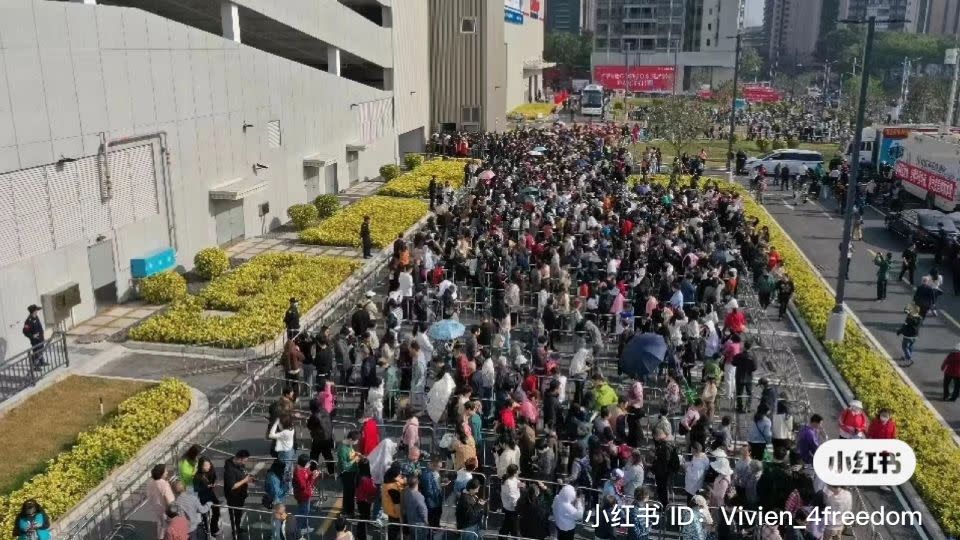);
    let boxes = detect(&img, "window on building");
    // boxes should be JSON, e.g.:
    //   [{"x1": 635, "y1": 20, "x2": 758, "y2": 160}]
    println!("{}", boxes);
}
[
  {"x1": 460, "y1": 17, "x2": 477, "y2": 33},
  {"x1": 706, "y1": 38, "x2": 711, "y2": 46},
  {"x1": 707, "y1": 23, "x2": 712, "y2": 31},
  {"x1": 461, "y1": 106, "x2": 481, "y2": 124},
  {"x1": 609, "y1": 38, "x2": 620, "y2": 49},
  {"x1": 596, "y1": 38, "x2": 608, "y2": 50},
  {"x1": 267, "y1": 120, "x2": 281, "y2": 148}
]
